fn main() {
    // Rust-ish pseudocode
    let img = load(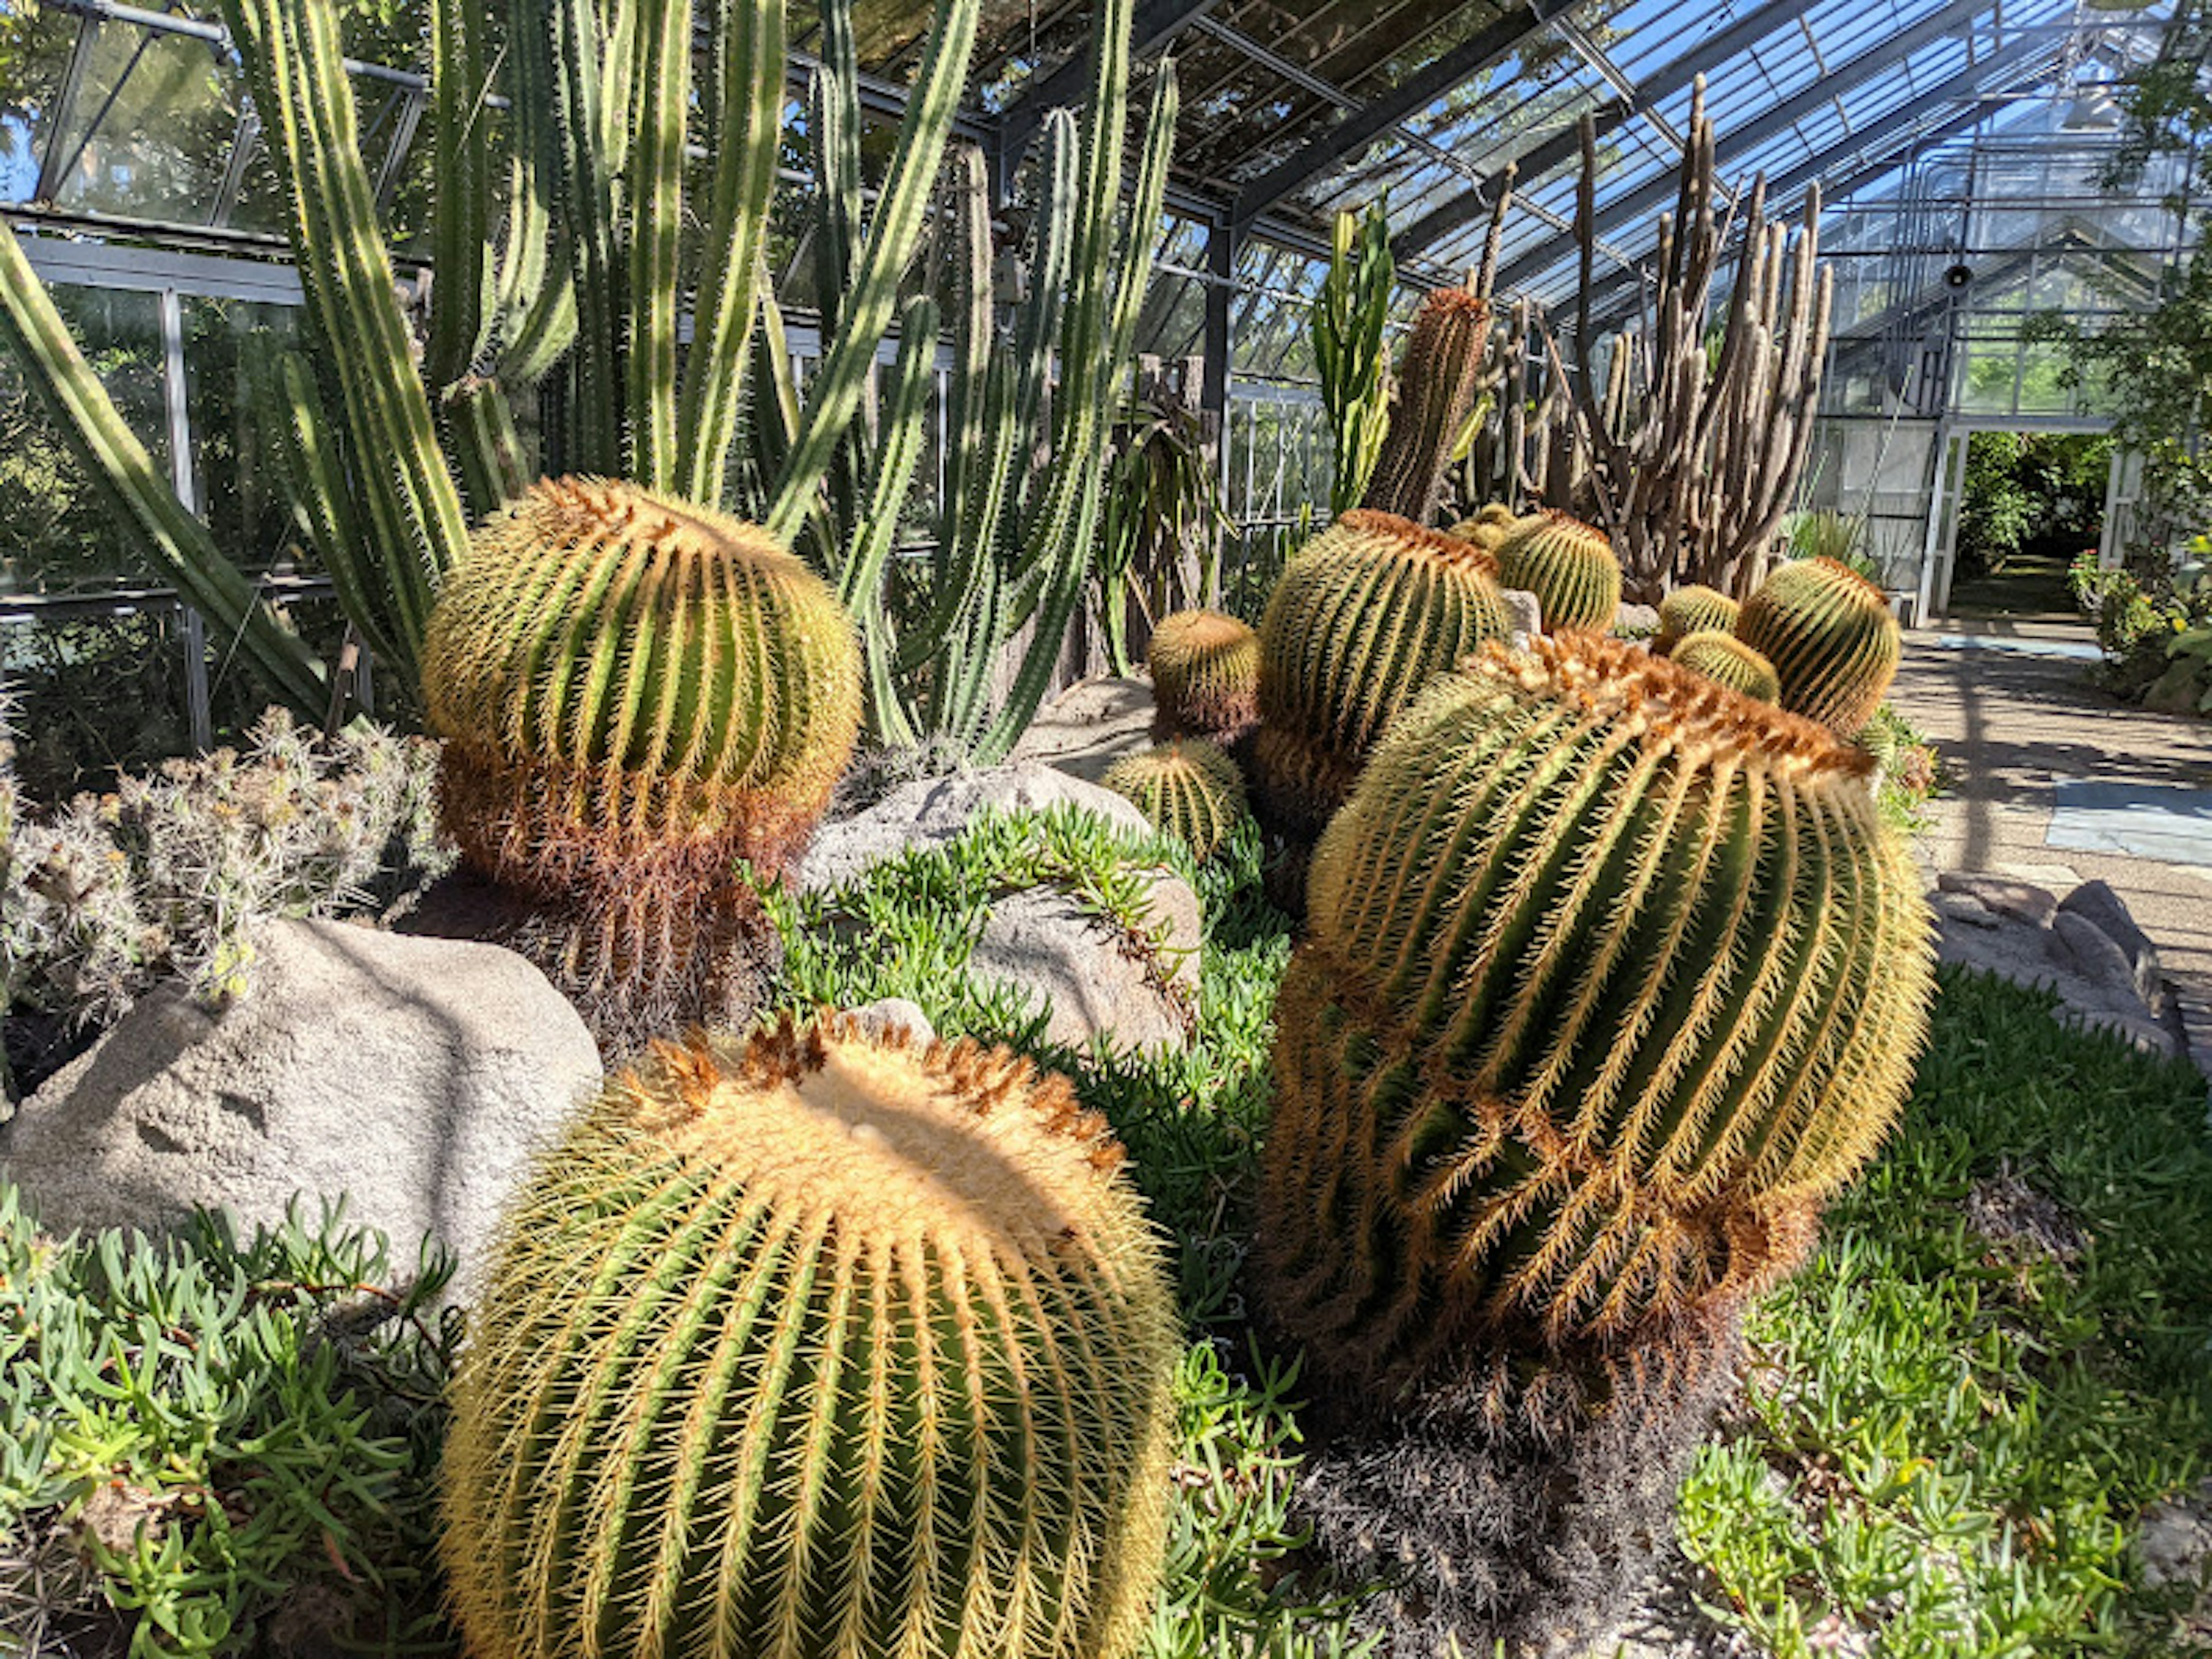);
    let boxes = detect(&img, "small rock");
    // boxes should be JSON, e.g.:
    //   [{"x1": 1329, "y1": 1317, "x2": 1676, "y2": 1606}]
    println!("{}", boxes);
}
[
  {"x1": 2138, "y1": 1476, "x2": 2212, "y2": 1589},
  {"x1": 1937, "y1": 871, "x2": 2058, "y2": 929},
  {"x1": 1612, "y1": 601, "x2": 1660, "y2": 637},
  {"x1": 1007, "y1": 677, "x2": 1157, "y2": 784},
  {"x1": 969, "y1": 888, "x2": 1198, "y2": 1055},
  {"x1": 2143, "y1": 659, "x2": 2206, "y2": 718},
  {"x1": 1499, "y1": 588, "x2": 1543, "y2": 639},
  {"x1": 2053, "y1": 911, "x2": 2148, "y2": 1010},
  {"x1": 848, "y1": 998, "x2": 936, "y2": 1046},
  {"x1": 1927, "y1": 889, "x2": 2000, "y2": 930},
  {"x1": 2057, "y1": 880, "x2": 2163, "y2": 1006}
]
